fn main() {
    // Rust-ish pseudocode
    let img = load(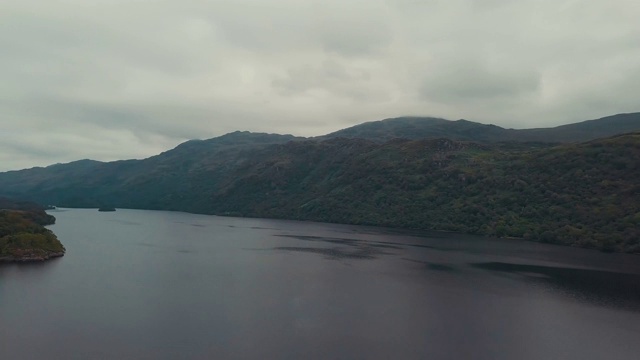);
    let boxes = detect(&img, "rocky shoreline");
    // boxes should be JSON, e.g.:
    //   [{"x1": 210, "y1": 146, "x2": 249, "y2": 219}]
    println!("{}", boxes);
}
[{"x1": 0, "y1": 251, "x2": 65, "y2": 263}]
